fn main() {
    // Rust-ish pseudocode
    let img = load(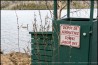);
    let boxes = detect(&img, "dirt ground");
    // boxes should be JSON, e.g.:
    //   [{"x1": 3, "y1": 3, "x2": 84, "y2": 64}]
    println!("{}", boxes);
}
[{"x1": 1, "y1": 52, "x2": 31, "y2": 65}]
